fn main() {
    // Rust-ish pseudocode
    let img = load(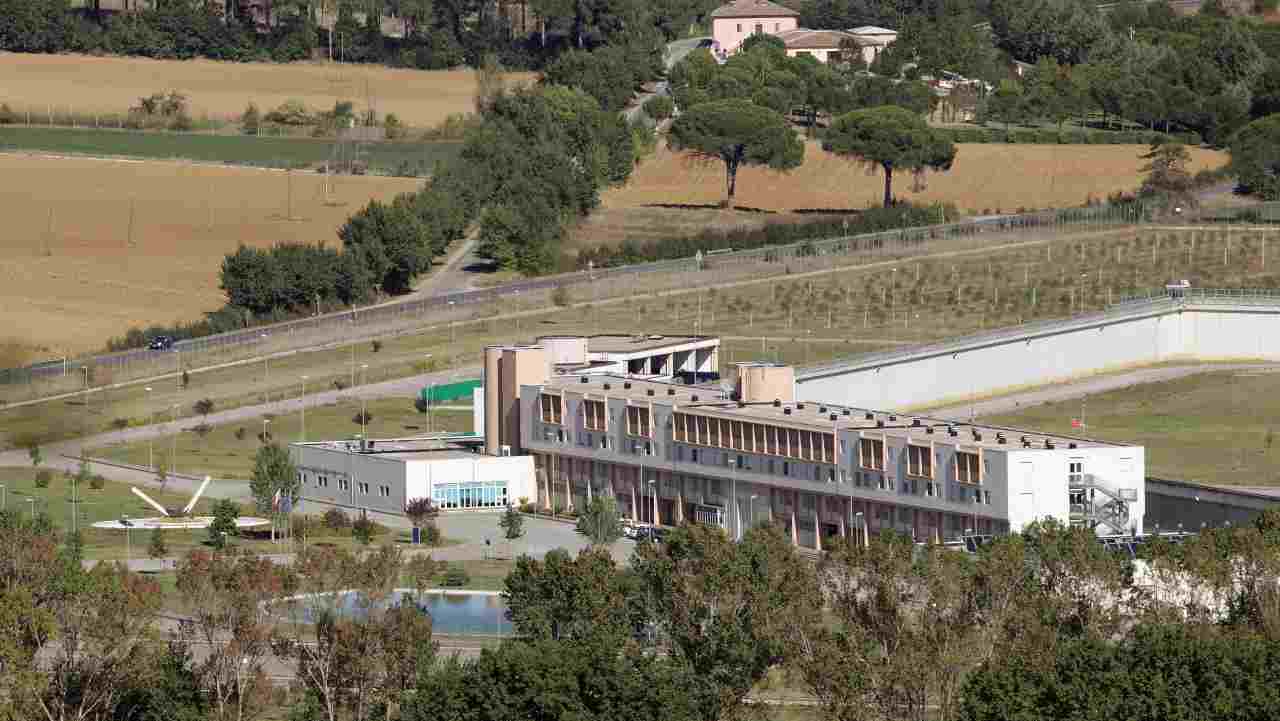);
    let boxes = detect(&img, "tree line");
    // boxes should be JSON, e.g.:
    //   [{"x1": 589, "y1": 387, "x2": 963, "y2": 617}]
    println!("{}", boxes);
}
[
  {"x1": 7, "y1": 498, "x2": 1280, "y2": 720},
  {"x1": 806, "y1": 0, "x2": 1280, "y2": 146},
  {"x1": 0, "y1": 0, "x2": 726, "y2": 71}
]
